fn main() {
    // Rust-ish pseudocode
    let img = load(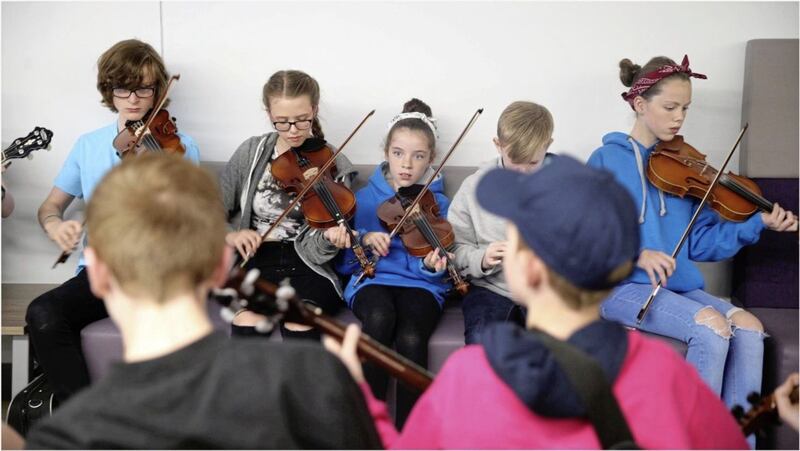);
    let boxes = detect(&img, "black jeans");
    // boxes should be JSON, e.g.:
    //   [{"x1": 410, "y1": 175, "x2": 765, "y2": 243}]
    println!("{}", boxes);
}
[
  {"x1": 233, "y1": 241, "x2": 344, "y2": 341},
  {"x1": 25, "y1": 269, "x2": 107, "y2": 403},
  {"x1": 462, "y1": 286, "x2": 526, "y2": 345},
  {"x1": 352, "y1": 284, "x2": 441, "y2": 429}
]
